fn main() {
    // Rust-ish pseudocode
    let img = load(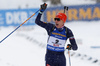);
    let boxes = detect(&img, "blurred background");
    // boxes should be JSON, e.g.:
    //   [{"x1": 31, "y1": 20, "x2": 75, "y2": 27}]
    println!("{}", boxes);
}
[{"x1": 0, "y1": 0, "x2": 100, "y2": 66}]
